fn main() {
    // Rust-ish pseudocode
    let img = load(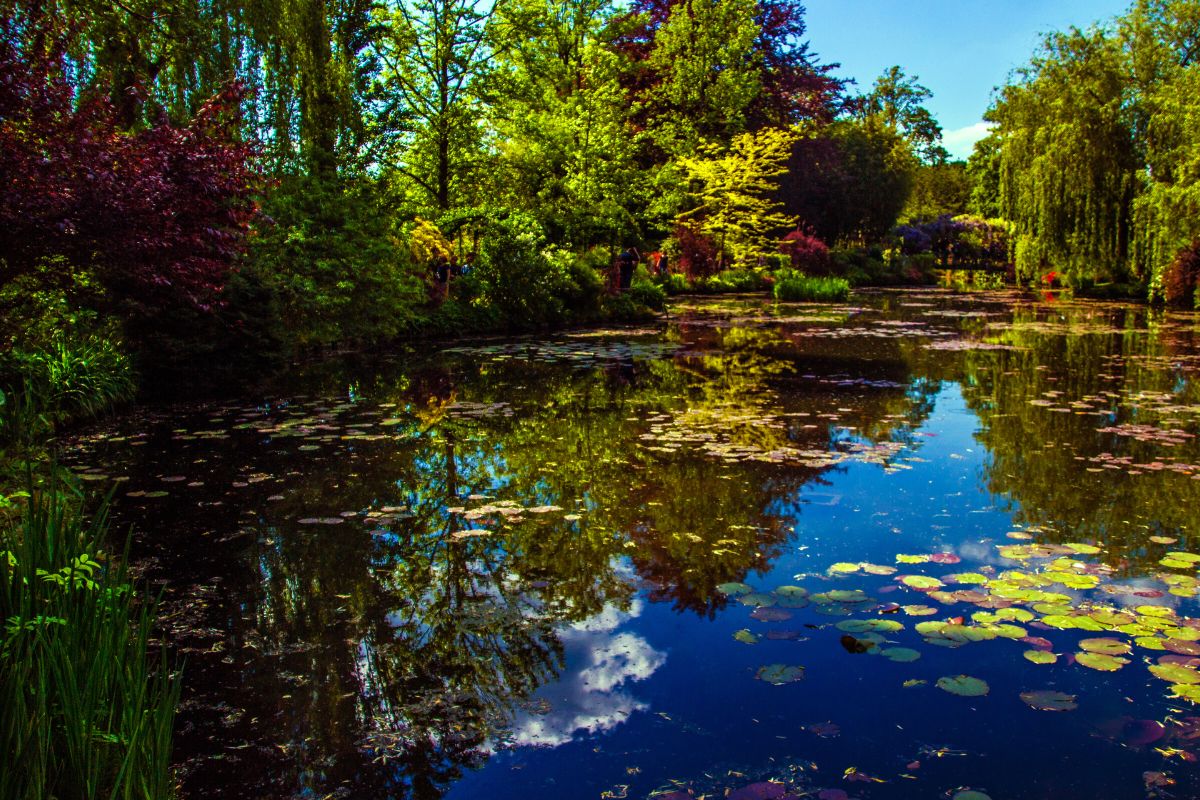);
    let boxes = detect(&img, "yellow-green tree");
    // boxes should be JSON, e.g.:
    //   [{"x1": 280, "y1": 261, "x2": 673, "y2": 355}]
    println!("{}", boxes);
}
[{"x1": 673, "y1": 127, "x2": 798, "y2": 268}]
